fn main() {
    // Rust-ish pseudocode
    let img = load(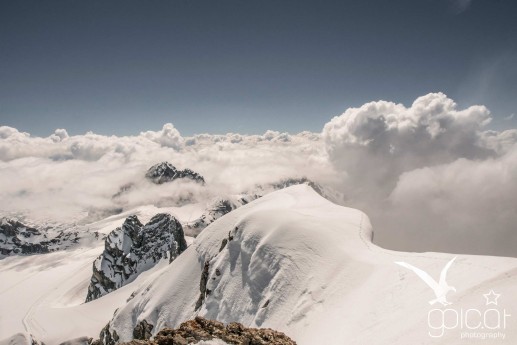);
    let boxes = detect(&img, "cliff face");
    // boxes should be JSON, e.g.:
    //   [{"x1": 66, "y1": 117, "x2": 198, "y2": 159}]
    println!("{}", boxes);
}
[{"x1": 86, "y1": 213, "x2": 187, "y2": 302}]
